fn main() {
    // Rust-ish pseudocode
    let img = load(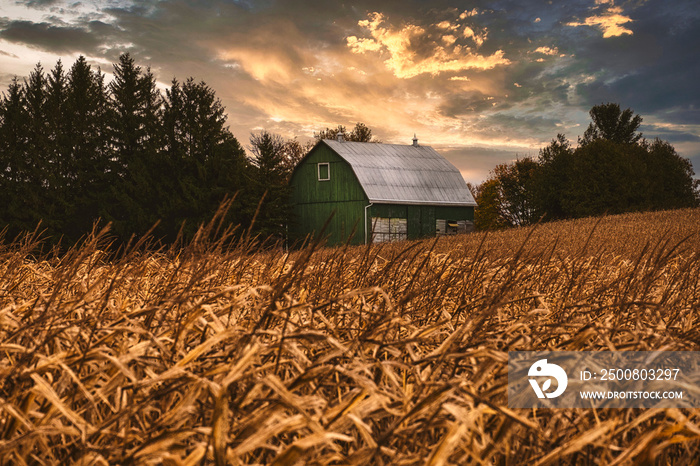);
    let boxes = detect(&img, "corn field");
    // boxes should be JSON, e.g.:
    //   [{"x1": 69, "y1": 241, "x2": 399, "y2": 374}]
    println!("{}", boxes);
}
[{"x1": 1, "y1": 208, "x2": 700, "y2": 464}]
